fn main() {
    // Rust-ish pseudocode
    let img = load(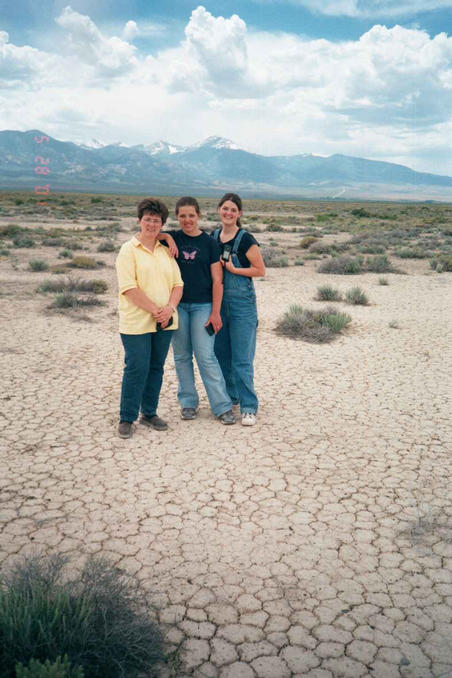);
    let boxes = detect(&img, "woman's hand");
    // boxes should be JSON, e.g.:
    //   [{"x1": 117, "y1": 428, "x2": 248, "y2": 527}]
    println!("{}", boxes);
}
[
  {"x1": 224, "y1": 260, "x2": 235, "y2": 273},
  {"x1": 155, "y1": 304, "x2": 174, "y2": 326},
  {"x1": 158, "y1": 232, "x2": 178, "y2": 257},
  {"x1": 207, "y1": 311, "x2": 222, "y2": 334}
]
